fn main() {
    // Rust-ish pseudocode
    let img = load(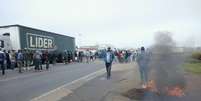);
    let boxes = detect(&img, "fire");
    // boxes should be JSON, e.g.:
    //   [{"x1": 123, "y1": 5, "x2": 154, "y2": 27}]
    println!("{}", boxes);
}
[
  {"x1": 145, "y1": 80, "x2": 185, "y2": 97},
  {"x1": 166, "y1": 86, "x2": 185, "y2": 97}
]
